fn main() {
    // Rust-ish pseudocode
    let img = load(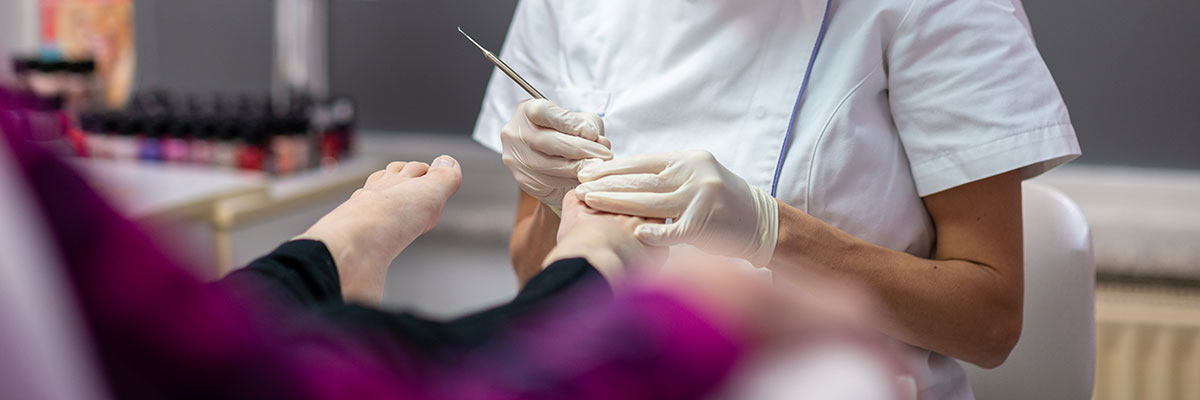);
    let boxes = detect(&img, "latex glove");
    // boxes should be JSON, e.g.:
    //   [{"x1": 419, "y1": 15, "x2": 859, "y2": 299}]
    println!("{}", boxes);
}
[
  {"x1": 575, "y1": 150, "x2": 779, "y2": 267},
  {"x1": 501, "y1": 99, "x2": 612, "y2": 214}
]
